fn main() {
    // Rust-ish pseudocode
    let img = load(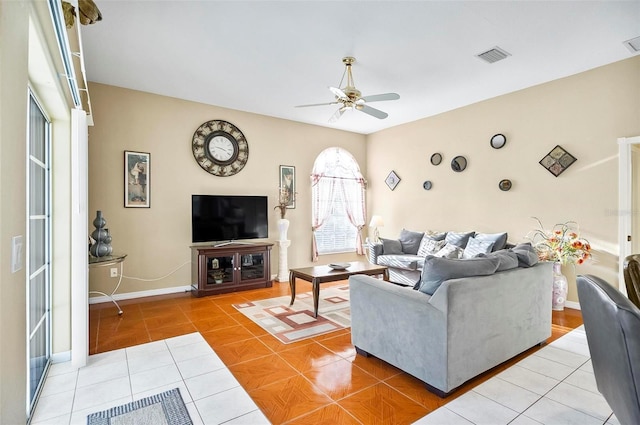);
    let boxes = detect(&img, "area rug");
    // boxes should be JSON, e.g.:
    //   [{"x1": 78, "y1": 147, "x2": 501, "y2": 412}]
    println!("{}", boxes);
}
[
  {"x1": 233, "y1": 285, "x2": 351, "y2": 344},
  {"x1": 87, "y1": 387, "x2": 192, "y2": 425}
]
